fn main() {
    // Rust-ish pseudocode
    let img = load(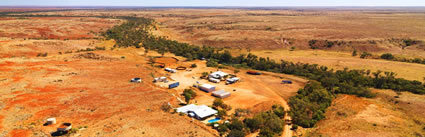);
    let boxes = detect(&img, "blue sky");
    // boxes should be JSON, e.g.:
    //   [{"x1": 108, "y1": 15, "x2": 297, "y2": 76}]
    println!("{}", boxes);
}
[{"x1": 1, "y1": 0, "x2": 424, "y2": 6}]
